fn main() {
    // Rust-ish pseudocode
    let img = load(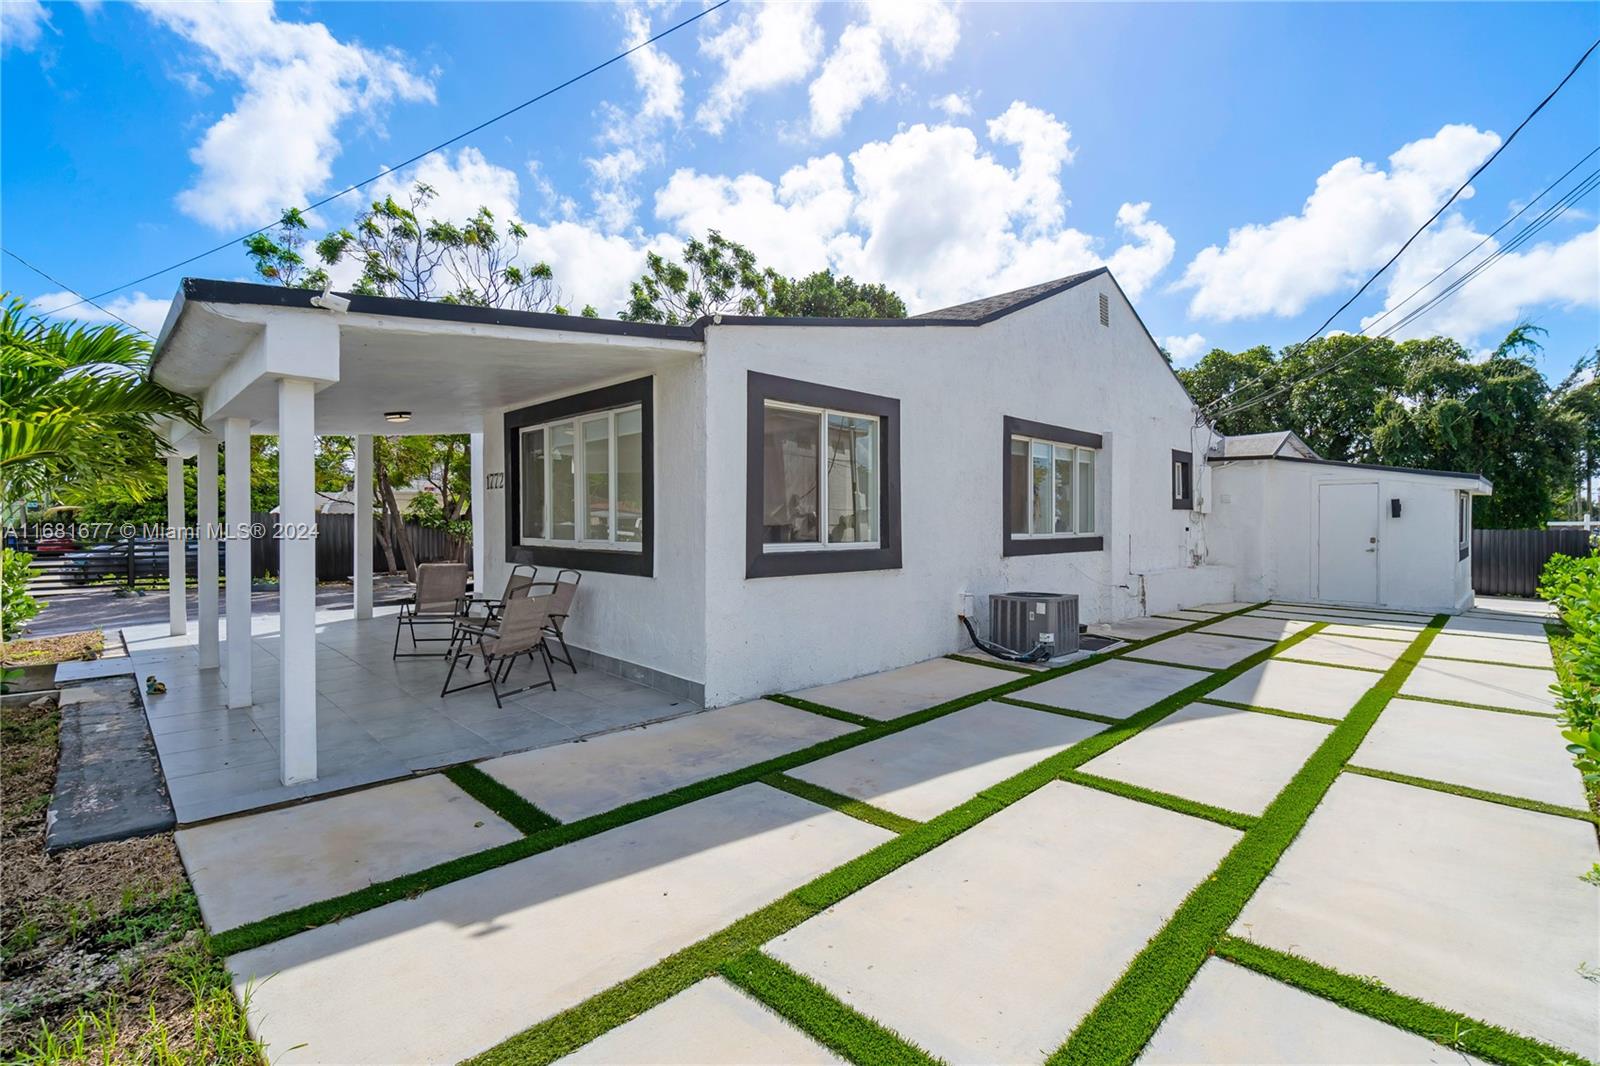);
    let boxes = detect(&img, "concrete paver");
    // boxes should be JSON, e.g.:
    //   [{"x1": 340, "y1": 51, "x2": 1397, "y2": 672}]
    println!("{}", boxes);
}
[
  {"x1": 558, "y1": 978, "x2": 842, "y2": 1065},
  {"x1": 1198, "y1": 615, "x2": 1313, "y2": 642},
  {"x1": 176, "y1": 775, "x2": 522, "y2": 932},
  {"x1": 767, "y1": 782, "x2": 1239, "y2": 1065},
  {"x1": 1423, "y1": 632, "x2": 1554, "y2": 669},
  {"x1": 1353, "y1": 697, "x2": 1587, "y2": 808},
  {"x1": 1279, "y1": 633, "x2": 1406, "y2": 671},
  {"x1": 1132, "y1": 632, "x2": 1273, "y2": 671},
  {"x1": 1154, "y1": 609, "x2": 1218, "y2": 621},
  {"x1": 1441, "y1": 614, "x2": 1550, "y2": 642},
  {"x1": 1400, "y1": 658, "x2": 1559, "y2": 714},
  {"x1": 1018, "y1": 659, "x2": 1209, "y2": 719},
  {"x1": 1080, "y1": 701, "x2": 1330, "y2": 815},
  {"x1": 480, "y1": 700, "x2": 857, "y2": 821},
  {"x1": 791, "y1": 658, "x2": 1009, "y2": 722},
  {"x1": 1092, "y1": 616, "x2": 1190, "y2": 641},
  {"x1": 787, "y1": 701, "x2": 1102, "y2": 820},
  {"x1": 231, "y1": 785, "x2": 892, "y2": 1065},
  {"x1": 1140, "y1": 959, "x2": 1482, "y2": 1064},
  {"x1": 1233, "y1": 774, "x2": 1600, "y2": 1060},
  {"x1": 1317, "y1": 622, "x2": 1417, "y2": 641},
  {"x1": 1209, "y1": 660, "x2": 1376, "y2": 719},
  {"x1": 1188, "y1": 602, "x2": 1259, "y2": 613}
]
